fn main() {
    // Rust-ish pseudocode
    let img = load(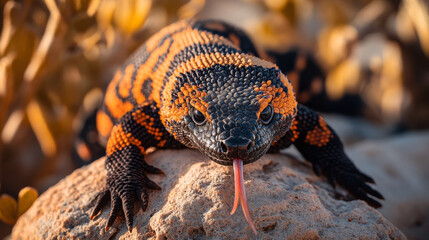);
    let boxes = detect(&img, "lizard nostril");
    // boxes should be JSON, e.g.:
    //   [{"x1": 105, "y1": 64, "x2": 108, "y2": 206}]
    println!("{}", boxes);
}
[
  {"x1": 247, "y1": 142, "x2": 253, "y2": 152},
  {"x1": 220, "y1": 137, "x2": 252, "y2": 156},
  {"x1": 220, "y1": 142, "x2": 228, "y2": 153}
]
